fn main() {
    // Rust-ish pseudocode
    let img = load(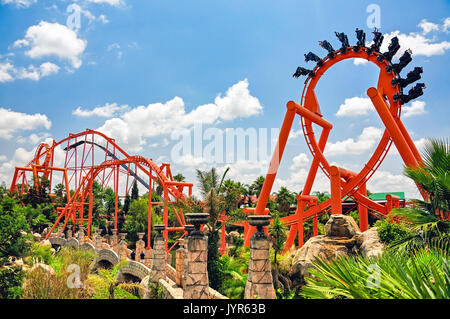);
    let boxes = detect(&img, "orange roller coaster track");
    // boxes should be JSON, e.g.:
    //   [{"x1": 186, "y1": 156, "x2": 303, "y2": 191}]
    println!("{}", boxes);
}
[
  {"x1": 10, "y1": 129, "x2": 193, "y2": 252},
  {"x1": 243, "y1": 28, "x2": 429, "y2": 252}
]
